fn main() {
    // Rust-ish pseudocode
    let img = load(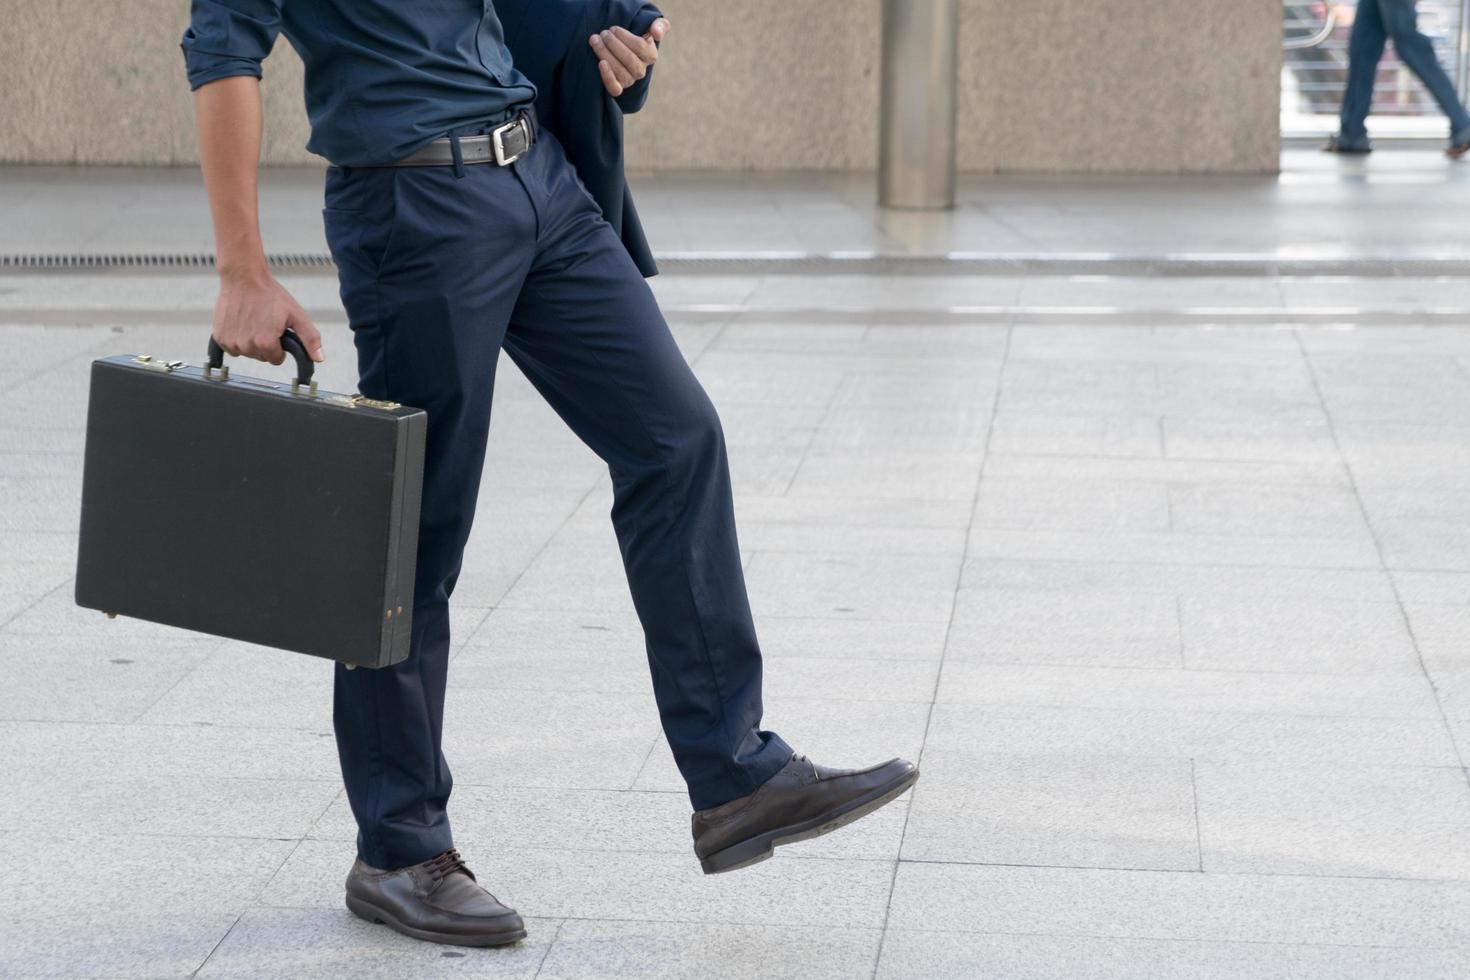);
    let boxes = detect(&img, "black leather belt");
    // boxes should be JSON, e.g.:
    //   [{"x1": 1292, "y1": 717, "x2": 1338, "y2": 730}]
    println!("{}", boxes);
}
[{"x1": 388, "y1": 111, "x2": 536, "y2": 167}]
